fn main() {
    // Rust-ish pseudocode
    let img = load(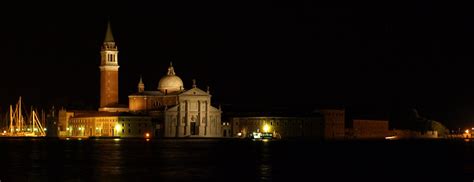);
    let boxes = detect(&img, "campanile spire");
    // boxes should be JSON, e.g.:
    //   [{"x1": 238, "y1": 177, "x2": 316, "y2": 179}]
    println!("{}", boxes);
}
[{"x1": 99, "y1": 20, "x2": 120, "y2": 109}]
